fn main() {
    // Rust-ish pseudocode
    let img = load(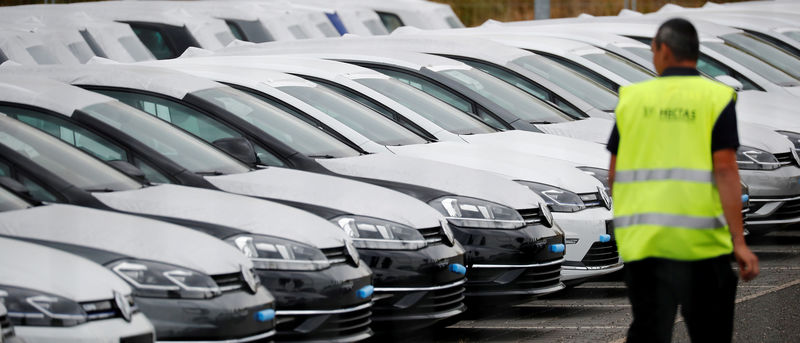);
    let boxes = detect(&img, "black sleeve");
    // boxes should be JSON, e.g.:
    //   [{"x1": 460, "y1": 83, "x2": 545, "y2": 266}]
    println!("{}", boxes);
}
[
  {"x1": 607, "y1": 123, "x2": 619, "y2": 155},
  {"x1": 711, "y1": 99, "x2": 739, "y2": 152}
]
